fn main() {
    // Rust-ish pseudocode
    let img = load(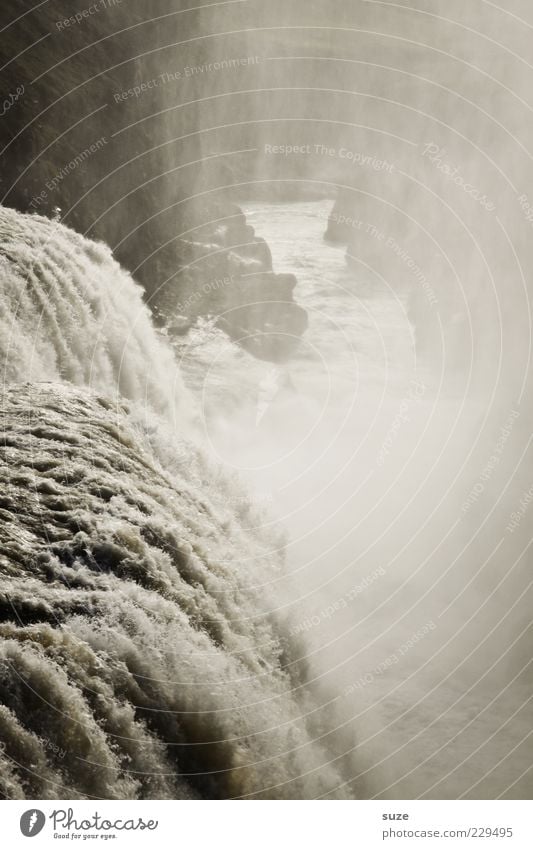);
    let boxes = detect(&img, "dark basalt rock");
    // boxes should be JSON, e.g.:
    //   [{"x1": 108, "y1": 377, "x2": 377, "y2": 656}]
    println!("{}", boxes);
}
[
  {"x1": 324, "y1": 190, "x2": 360, "y2": 244},
  {"x1": 154, "y1": 199, "x2": 308, "y2": 363}
]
